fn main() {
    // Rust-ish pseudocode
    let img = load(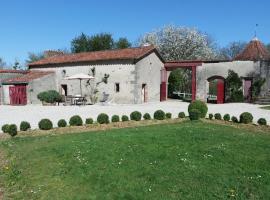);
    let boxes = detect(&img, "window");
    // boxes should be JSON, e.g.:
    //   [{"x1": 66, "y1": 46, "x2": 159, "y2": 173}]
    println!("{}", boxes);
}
[{"x1": 115, "y1": 83, "x2": 120, "y2": 93}]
